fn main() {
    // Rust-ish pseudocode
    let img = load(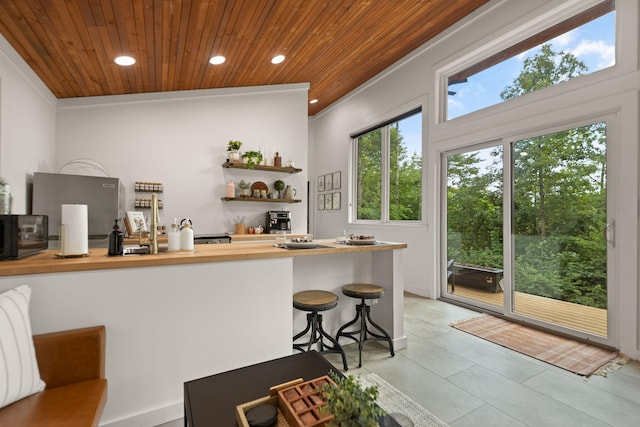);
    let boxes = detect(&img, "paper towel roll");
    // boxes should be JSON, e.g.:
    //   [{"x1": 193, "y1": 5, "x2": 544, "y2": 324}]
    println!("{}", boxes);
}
[{"x1": 61, "y1": 204, "x2": 88, "y2": 255}]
